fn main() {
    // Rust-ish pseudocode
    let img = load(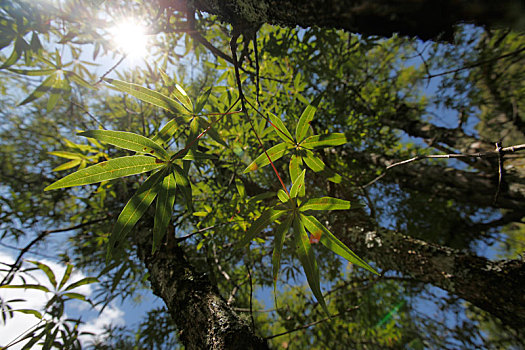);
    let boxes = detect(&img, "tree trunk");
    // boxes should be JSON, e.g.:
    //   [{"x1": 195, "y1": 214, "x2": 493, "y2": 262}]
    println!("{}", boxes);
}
[
  {"x1": 333, "y1": 215, "x2": 525, "y2": 329},
  {"x1": 134, "y1": 228, "x2": 268, "y2": 350},
  {"x1": 192, "y1": 0, "x2": 525, "y2": 40}
]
